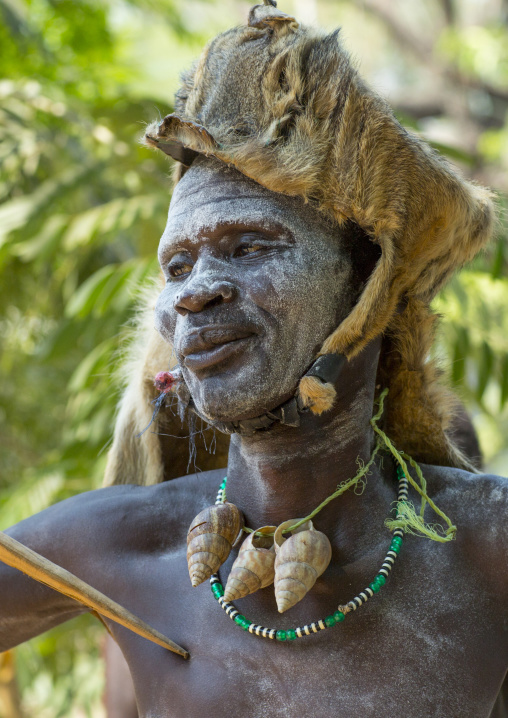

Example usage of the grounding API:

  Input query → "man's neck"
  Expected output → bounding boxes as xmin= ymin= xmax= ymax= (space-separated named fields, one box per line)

xmin=225 ymin=340 xmax=396 ymax=561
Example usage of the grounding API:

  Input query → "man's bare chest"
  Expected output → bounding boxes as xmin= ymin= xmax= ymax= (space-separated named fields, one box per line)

xmin=104 ymin=540 xmax=505 ymax=718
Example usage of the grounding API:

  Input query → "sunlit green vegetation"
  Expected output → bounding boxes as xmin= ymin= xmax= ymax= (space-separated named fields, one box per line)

xmin=1 ymin=0 xmax=507 ymax=715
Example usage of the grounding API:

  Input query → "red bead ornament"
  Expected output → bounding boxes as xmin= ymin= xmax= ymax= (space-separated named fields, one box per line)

xmin=154 ymin=371 xmax=179 ymax=394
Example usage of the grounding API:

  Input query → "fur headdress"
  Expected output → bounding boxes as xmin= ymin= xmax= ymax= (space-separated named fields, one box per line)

xmin=104 ymin=1 xmax=494 ymax=486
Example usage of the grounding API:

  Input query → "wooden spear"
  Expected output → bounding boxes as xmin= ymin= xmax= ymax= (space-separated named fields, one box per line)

xmin=0 ymin=531 xmax=189 ymax=660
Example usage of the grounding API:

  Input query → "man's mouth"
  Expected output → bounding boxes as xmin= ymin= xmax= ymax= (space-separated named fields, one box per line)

xmin=180 ymin=325 xmax=257 ymax=371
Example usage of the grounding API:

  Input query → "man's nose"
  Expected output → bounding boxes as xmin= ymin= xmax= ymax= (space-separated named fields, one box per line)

xmin=174 ymin=279 xmax=237 ymax=315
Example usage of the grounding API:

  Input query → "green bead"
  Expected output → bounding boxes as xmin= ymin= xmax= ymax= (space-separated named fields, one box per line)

xmin=212 ymin=584 xmax=224 ymax=596
xmin=324 ymin=615 xmax=336 ymax=628
xmin=370 ymin=581 xmax=381 ymax=593
xmin=333 ymin=611 xmax=345 ymax=622
xmin=276 ymin=630 xmax=287 ymax=641
xmin=241 ymin=620 xmax=250 ymax=631
xmin=234 ymin=614 xmax=247 ymax=626
xmin=376 ymin=574 xmax=386 ymax=586
xmin=390 ymin=543 xmax=401 ymax=554
xmin=286 ymin=630 xmax=297 ymax=640
xmin=392 ymin=536 xmax=403 ymax=546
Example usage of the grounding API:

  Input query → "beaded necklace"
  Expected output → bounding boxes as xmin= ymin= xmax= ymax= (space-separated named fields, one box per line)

xmin=209 ymin=467 xmax=407 ymax=641
xmin=194 ymin=389 xmax=456 ymax=641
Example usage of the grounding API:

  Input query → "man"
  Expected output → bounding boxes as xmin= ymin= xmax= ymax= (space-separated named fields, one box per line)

xmin=1 ymin=3 xmax=506 ymax=717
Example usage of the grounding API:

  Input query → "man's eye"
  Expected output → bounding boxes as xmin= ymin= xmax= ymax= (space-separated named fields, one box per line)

xmin=169 ymin=263 xmax=193 ymax=278
xmin=234 ymin=245 xmax=263 ymax=258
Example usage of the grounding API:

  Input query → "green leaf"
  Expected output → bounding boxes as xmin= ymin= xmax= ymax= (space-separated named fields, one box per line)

xmin=62 ymin=195 xmax=162 ymax=250
xmin=67 ymin=338 xmax=115 ymax=393
xmin=491 ymin=234 xmax=506 ymax=280
xmin=476 ymin=342 xmax=495 ymax=402
xmin=65 ymin=265 xmax=118 ymax=318
xmin=0 ymin=163 xmax=98 ymax=246
xmin=37 ymin=318 xmax=83 ymax=361
xmin=0 ymin=473 xmax=65 ymax=528
xmin=10 ymin=213 xmax=69 ymax=261
xmin=499 ymin=355 xmax=508 ymax=409
xmin=92 ymin=260 xmax=139 ymax=316
xmin=451 ymin=326 xmax=469 ymax=385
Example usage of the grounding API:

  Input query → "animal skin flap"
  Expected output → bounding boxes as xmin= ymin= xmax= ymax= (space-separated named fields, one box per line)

xmin=248 ymin=4 xmax=298 ymax=30
xmin=147 ymin=138 xmax=200 ymax=167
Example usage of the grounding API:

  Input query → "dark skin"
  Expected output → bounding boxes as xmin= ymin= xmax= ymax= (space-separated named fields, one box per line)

xmin=1 ymin=159 xmax=507 ymax=718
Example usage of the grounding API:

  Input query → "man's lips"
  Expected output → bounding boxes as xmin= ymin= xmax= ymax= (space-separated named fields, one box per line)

xmin=179 ymin=325 xmax=258 ymax=371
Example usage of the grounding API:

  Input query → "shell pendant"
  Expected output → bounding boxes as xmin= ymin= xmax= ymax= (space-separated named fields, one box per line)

xmin=186 ymin=503 xmax=243 ymax=587
xmin=223 ymin=525 xmax=277 ymax=601
xmin=274 ymin=519 xmax=332 ymax=613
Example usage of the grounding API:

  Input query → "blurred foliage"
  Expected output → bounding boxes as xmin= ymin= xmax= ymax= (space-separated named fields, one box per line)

xmin=0 ymin=0 xmax=175 ymax=714
xmin=0 ymin=0 xmax=507 ymax=716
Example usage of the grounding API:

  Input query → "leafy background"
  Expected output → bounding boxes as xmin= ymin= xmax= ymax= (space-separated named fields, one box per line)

xmin=0 ymin=0 xmax=507 ymax=715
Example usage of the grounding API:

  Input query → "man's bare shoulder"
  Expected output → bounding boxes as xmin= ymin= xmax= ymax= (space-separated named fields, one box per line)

xmin=421 ymin=464 xmax=508 ymax=593
xmin=87 ymin=468 xmax=227 ymax=555
xmin=422 ymin=464 xmax=508 ymax=517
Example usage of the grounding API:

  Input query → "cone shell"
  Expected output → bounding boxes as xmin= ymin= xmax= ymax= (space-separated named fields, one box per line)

xmin=223 ymin=526 xmax=276 ymax=602
xmin=186 ymin=503 xmax=243 ymax=587
xmin=274 ymin=519 xmax=332 ymax=614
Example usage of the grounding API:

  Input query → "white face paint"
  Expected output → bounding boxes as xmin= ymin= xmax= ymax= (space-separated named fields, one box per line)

xmin=155 ymin=156 xmax=356 ymax=423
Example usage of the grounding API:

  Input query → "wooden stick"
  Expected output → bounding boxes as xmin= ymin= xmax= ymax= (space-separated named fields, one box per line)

xmin=0 ymin=531 xmax=189 ymax=660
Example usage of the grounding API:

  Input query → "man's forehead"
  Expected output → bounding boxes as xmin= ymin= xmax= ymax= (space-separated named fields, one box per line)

xmin=170 ymin=155 xmax=274 ymax=203
xmin=162 ymin=155 xmax=338 ymax=246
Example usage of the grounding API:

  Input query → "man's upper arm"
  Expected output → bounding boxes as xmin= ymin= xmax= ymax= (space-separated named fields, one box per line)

xmin=0 ymin=485 xmax=143 ymax=651
xmin=465 ymin=474 xmax=508 ymax=605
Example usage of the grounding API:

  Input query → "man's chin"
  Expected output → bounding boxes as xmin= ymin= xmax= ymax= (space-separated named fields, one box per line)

xmin=188 ymin=383 xmax=297 ymax=426
xmin=191 ymin=399 xmax=270 ymax=425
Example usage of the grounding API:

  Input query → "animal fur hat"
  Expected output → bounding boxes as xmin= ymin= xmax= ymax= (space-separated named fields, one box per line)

xmin=104 ymin=0 xmax=494 ymax=486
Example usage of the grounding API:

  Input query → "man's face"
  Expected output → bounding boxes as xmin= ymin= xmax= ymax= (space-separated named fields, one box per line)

xmin=155 ymin=156 xmax=355 ymax=423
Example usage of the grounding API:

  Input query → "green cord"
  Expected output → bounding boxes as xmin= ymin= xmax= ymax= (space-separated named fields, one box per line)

xmin=241 ymin=443 xmax=382 ymax=537
xmin=372 ymin=389 xmax=456 ymax=543
xmin=224 ymin=388 xmax=457 ymax=543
